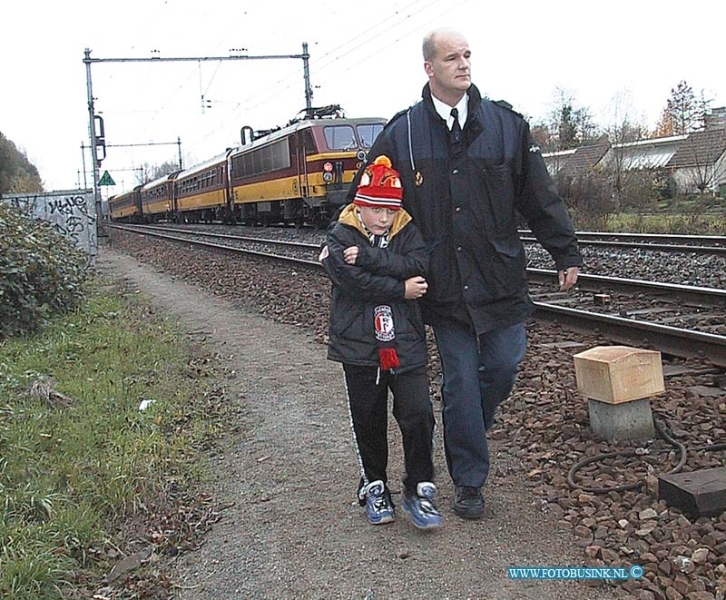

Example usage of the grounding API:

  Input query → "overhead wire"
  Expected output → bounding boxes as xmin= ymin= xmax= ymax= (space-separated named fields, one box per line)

xmin=190 ymin=0 xmax=456 ymax=147
xmin=105 ymin=0 xmax=476 ymax=174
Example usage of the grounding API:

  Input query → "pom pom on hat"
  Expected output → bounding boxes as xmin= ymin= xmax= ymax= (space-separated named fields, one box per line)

xmin=354 ymin=155 xmax=403 ymax=210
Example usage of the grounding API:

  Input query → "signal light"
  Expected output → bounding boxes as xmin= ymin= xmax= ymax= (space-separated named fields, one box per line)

xmin=323 ymin=162 xmax=333 ymax=173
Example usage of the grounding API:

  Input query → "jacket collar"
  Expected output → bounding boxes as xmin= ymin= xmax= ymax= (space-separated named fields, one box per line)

xmin=421 ymin=82 xmax=484 ymax=138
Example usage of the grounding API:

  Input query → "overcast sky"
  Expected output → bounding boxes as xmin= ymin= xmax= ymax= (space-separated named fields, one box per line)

xmin=2 ymin=0 xmax=724 ymax=193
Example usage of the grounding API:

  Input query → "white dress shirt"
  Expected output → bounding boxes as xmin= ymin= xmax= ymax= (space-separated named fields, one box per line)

xmin=431 ymin=92 xmax=468 ymax=130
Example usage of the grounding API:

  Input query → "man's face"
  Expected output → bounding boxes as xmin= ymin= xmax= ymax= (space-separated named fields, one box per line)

xmin=424 ymin=32 xmax=471 ymax=102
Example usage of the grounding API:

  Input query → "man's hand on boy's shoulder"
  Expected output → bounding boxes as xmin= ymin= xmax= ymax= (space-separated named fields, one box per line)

xmin=343 ymin=246 xmax=360 ymax=265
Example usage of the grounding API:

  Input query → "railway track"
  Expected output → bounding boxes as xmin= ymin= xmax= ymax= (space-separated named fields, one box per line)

xmin=110 ymin=223 xmax=726 ymax=367
xmin=520 ymin=230 xmax=726 ymax=254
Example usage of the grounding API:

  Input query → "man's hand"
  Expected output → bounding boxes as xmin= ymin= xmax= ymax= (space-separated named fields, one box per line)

xmin=343 ymin=246 xmax=359 ymax=265
xmin=558 ymin=266 xmax=579 ymax=292
xmin=404 ymin=276 xmax=428 ymax=300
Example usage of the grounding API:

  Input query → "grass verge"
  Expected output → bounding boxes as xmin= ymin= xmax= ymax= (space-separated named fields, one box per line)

xmin=0 ymin=273 xmax=239 ymax=599
xmin=604 ymin=212 xmax=726 ymax=234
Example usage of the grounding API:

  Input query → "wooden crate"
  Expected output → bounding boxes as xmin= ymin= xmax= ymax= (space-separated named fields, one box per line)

xmin=573 ymin=346 xmax=665 ymax=404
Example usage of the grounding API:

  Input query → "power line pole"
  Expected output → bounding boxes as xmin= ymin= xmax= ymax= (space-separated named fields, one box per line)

xmin=82 ymin=44 xmax=312 ymax=237
xmin=84 ymin=49 xmax=103 ymax=226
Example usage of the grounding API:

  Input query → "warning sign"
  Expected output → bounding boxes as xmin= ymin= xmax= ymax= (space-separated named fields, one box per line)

xmin=98 ymin=171 xmax=116 ymax=186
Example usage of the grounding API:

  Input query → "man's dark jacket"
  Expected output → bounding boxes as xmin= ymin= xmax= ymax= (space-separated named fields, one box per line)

xmin=323 ymin=204 xmax=429 ymax=371
xmin=355 ymin=83 xmax=583 ymax=334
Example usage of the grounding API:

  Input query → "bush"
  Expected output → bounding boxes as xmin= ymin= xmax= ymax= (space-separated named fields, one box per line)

xmin=0 ymin=203 xmax=89 ymax=338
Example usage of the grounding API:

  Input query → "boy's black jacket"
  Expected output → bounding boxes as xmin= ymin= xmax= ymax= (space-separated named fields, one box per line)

xmin=323 ymin=204 xmax=429 ymax=372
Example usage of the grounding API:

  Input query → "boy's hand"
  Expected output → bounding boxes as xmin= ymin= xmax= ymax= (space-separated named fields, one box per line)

xmin=404 ymin=276 xmax=428 ymax=300
xmin=344 ymin=246 xmax=360 ymax=264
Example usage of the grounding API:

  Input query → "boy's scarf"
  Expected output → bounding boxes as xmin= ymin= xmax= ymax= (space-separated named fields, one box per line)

xmin=357 ymin=211 xmax=399 ymax=371
xmin=374 ymin=305 xmax=400 ymax=371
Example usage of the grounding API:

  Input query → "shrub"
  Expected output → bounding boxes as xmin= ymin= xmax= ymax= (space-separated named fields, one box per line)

xmin=0 ymin=203 xmax=88 ymax=338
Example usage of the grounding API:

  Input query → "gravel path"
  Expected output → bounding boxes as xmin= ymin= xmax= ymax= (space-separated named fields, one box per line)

xmin=98 ymin=246 xmax=616 ymax=600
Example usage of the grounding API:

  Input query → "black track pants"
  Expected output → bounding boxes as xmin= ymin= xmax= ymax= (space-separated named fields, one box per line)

xmin=343 ymin=364 xmax=435 ymax=498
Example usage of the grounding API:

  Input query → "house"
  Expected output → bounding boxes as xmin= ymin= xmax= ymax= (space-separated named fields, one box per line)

xmin=543 ymin=108 xmax=726 ymax=196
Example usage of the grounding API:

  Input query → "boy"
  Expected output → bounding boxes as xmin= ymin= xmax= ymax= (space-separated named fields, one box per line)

xmin=321 ymin=155 xmax=442 ymax=530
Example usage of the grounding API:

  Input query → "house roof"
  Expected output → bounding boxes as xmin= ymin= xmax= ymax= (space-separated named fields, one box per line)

xmin=543 ymin=128 xmax=726 ymax=177
xmin=558 ymin=143 xmax=610 ymax=177
xmin=667 ymin=129 xmax=726 ymax=168
xmin=605 ymin=136 xmax=684 ymax=170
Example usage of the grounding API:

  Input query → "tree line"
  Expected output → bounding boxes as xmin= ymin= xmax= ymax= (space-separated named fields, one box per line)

xmin=0 ymin=132 xmax=43 ymax=195
xmin=530 ymin=80 xmax=714 ymax=152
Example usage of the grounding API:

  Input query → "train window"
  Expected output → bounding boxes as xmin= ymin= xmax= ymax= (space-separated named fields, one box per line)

xmin=253 ymin=151 xmax=263 ymax=175
xmin=356 ymin=124 xmax=384 ymax=148
xmin=262 ymin=146 xmax=273 ymax=171
xmin=272 ymin=140 xmax=291 ymax=169
xmin=323 ymin=125 xmax=356 ymax=150
xmin=231 ymin=139 xmax=291 ymax=179
xmin=303 ymin=130 xmax=316 ymax=155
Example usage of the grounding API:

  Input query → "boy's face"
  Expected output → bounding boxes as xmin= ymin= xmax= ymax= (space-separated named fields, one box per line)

xmin=357 ymin=206 xmax=398 ymax=236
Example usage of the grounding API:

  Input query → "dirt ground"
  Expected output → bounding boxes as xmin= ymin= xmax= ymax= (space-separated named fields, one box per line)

xmin=97 ymin=246 xmax=616 ymax=600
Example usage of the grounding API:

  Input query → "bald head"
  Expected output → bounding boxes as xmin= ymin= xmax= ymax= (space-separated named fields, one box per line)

xmin=422 ymin=28 xmax=468 ymax=61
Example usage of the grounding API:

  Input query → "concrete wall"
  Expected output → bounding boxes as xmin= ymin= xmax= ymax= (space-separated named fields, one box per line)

xmin=2 ymin=190 xmax=97 ymax=262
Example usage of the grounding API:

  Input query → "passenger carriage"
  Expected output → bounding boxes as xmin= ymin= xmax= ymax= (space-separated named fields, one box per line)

xmin=108 ymin=186 xmax=142 ymax=222
xmin=173 ymin=153 xmax=230 ymax=223
xmin=140 ymin=171 xmax=180 ymax=222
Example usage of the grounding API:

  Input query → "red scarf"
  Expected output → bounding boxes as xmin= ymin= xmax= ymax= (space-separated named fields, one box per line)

xmin=374 ymin=305 xmax=400 ymax=371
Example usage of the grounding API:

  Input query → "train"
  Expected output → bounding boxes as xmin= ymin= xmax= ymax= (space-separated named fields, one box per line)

xmin=108 ymin=105 xmax=386 ymax=228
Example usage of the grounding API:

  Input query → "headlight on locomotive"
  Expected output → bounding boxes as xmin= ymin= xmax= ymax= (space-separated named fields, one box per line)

xmin=323 ymin=161 xmax=334 ymax=182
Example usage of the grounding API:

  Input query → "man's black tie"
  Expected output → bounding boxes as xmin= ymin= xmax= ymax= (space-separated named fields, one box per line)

xmin=450 ymin=107 xmax=463 ymax=148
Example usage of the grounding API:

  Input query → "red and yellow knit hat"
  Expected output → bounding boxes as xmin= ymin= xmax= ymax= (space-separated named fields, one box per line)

xmin=353 ymin=155 xmax=403 ymax=210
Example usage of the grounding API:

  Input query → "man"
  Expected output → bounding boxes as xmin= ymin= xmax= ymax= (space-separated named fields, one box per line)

xmin=354 ymin=28 xmax=582 ymax=520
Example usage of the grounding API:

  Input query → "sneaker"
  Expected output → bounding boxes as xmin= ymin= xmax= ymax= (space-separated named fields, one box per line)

xmin=364 ymin=480 xmax=395 ymax=525
xmin=401 ymin=482 xmax=443 ymax=530
xmin=454 ymin=486 xmax=484 ymax=520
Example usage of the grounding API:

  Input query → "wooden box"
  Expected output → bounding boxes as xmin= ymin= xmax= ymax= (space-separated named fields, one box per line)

xmin=573 ymin=346 xmax=664 ymax=404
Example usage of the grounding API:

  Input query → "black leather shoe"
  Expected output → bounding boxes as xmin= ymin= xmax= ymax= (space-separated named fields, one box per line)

xmin=454 ymin=486 xmax=484 ymax=520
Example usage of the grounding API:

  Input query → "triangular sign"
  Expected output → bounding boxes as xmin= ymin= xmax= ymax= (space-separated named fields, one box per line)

xmin=99 ymin=171 xmax=116 ymax=186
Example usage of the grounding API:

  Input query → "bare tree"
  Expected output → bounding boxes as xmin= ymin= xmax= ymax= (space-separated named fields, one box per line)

xmin=547 ymin=86 xmax=598 ymax=150
xmin=653 ymin=108 xmax=676 ymax=138
xmin=601 ymin=92 xmax=650 ymax=211
xmin=134 ymin=160 xmax=180 ymax=185
xmin=529 ymin=122 xmax=555 ymax=152
xmin=151 ymin=160 xmax=182 ymax=180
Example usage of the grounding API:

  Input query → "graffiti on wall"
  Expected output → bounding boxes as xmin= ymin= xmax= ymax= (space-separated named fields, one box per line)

xmin=2 ymin=190 xmax=97 ymax=262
